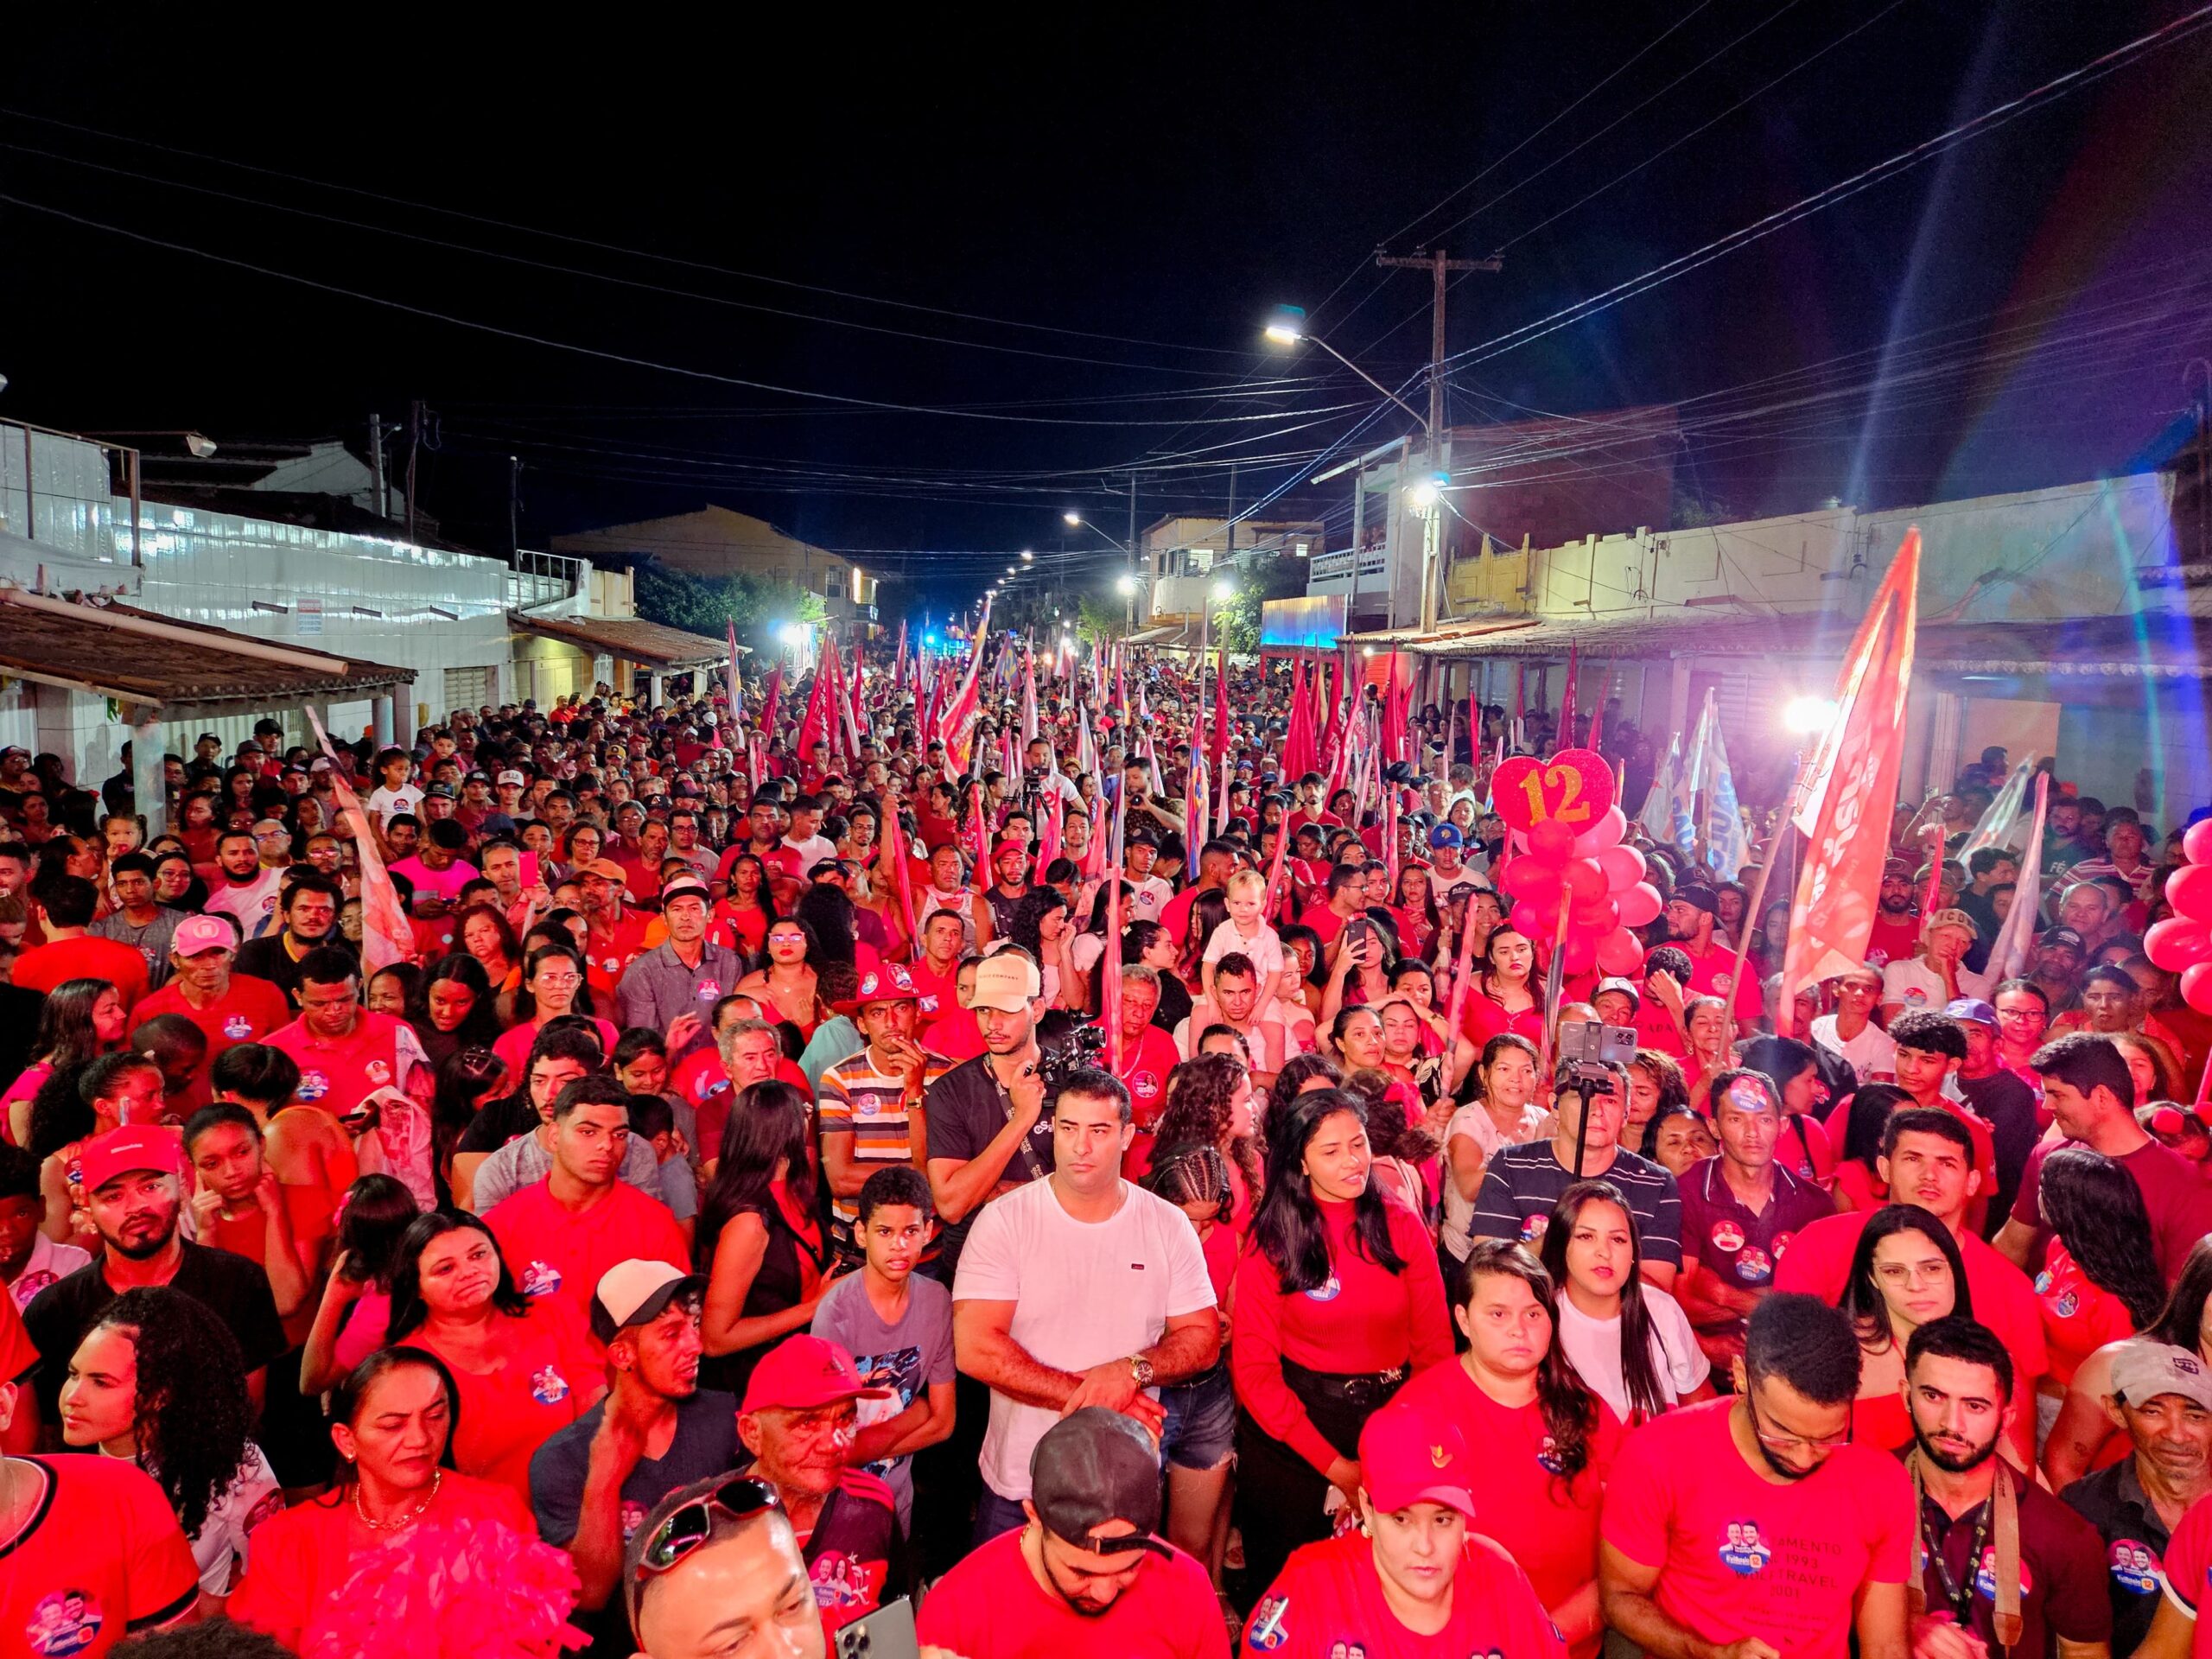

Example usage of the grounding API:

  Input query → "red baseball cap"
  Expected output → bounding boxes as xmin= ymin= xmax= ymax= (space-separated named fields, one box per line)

xmin=740 ymin=1335 xmax=893 ymax=1415
xmin=835 ymin=962 xmax=918 ymax=1016
xmin=76 ymin=1126 xmax=185 ymax=1195
xmin=1359 ymin=1402 xmax=1478 ymax=1521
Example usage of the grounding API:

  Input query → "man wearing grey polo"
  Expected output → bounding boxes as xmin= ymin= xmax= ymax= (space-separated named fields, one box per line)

xmin=615 ymin=876 xmax=745 ymax=1065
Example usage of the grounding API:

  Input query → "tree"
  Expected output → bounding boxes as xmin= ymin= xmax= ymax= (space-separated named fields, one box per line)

xmin=1214 ymin=550 xmax=1308 ymax=657
xmin=631 ymin=556 xmax=825 ymax=645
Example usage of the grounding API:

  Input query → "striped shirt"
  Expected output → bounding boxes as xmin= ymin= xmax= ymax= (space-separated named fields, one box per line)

xmin=818 ymin=1046 xmax=947 ymax=1229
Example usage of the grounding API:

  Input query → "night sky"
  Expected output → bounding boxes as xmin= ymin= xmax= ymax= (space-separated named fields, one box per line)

xmin=4 ymin=3 xmax=2209 ymax=620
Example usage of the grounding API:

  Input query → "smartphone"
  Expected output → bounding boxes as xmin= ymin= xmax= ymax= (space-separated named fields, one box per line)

xmin=1341 ymin=918 xmax=1373 ymax=957
xmin=833 ymin=1599 xmax=917 ymax=1659
xmin=519 ymin=849 xmax=542 ymax=889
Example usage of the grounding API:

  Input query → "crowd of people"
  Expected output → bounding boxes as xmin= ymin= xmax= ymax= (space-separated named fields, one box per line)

xmin=0 ymin=651 xmax=2209 ymax=1659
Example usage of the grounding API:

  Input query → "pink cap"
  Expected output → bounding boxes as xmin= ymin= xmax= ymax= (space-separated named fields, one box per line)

xmin=76 ymin=1126 xmax=185 ymax=1194
xmin=172 ymin=914 xmax=239 ymax=957
xmin=740 ymin=1335 xmax=893 ymax=1415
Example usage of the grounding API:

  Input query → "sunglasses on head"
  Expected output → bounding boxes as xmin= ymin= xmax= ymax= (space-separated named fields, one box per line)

xmin=630 ymin=1476 xmax=780 ymax=1599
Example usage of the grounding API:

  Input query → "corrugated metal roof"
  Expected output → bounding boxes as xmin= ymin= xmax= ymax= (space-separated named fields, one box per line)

xmin=508 ymin=610 xmax=727 ymax=669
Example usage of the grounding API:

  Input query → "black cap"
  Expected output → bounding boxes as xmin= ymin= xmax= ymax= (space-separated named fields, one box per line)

xmin=1029 ymin=1408 xmax=1171 ymax=1557
xmin=1673 ymin=884 xmax=1720 ymax=916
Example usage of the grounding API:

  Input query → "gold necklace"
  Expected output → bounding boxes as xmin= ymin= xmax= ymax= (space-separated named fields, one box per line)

xmin=353 ymin=1469 xmax=441 ymax=1532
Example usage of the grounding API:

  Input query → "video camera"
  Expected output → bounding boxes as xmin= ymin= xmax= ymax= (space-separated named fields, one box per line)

xmin=1036 ymin=1021 xmax=1108 ymax=1097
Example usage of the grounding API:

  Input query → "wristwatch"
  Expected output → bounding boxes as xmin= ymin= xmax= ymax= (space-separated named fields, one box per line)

xmin=1128 ymin=1354 xmax=1155 ymax=1389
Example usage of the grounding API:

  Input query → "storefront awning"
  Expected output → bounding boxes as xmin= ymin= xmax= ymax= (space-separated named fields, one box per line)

xmin=508 ymin=611 xmax=729 ymax=671
xmin=0 ymin=585 xmax=414 ymax=718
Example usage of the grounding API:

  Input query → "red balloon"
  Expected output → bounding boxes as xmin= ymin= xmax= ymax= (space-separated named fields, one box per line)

xmin=2169 ymin=864 xmax=2212 ymax=925
xmin=1560 ymin=933 xmax=1597 ymax=976
xmin=1571 ymin=895 xmax=1621 ymax=933
xmin=1529 ymin=819 xmax=1576 ymax=861
xmin=2187 ymin=818 xmax=2212 ymax=868
xmin=1617 ymin=881 xmax=1663 ymax=928
xmin=1562 ymin=857 xmax=1609 ymax=904
xmin=1595 ymin=926 xmax=1646 ymax=977
xmin=1510 ymin=899 xmax=1559 ymax=940
xmin=1497 ymin=855 xmax=1560 ymax=899
xmin=1572 ymin=804 xmax=1630 ymax=858
xmin=1597 ymin=843 xmax=1648 ymax=891
xmin=2184 ymin=961 xmax=2212 ymax=1018
xmin=2145 ymin=916 xmax=2212 ymax=974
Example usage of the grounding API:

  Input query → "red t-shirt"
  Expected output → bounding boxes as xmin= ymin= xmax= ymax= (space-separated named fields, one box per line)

xmin=132 ymin=974 xmax=291 ymax=1088
xmin=2036 ymin=1238 xmax=2139 ymax=1389
xmin=1248 ymin=1529 xmax=1566 ymax=1659
xmin=491 ymin=1014 xmax=620 ymax=1077
xmin=582 ymin=907 xmax=658 ymax=998
xmin=0 ymin=1455 xmax=197 ymax=1658
xmin=1230 ymin=1197 xmax=1453 ymax=1474
xmin=2011 ymin=1135 xmax=2212 ymax=1287
xmin=411 ymin=1308 xmax=601 ymax=1503
xmin=1821 ymin=1096 xmax=1997 ymax=1233
xmin=684 ymin=1056 xmax=815 ymax=1164
xmin=1099 ymin=1020 xmax=1182 ymax=1176
xmin=921 ymin=1013 xmax=985 ymax=1065
xmin=708 ymin=901 xmax=770 ymax=957
xmin=2148 ymin=1477 xmax=2212 ymax=1659
xmin=1672 ymin=939 xmax=1762 ymax=1025
xmin=1460 ymin=991 xmax=1547 ymax=1049
xmin=1600 ymin=1396 xmax=1912 ymax=1659
xmin=263 ymin=1010 xmax=427 ymax=1116
xmin=918 ymin=1526 xmax=1229 ymax=1659
xmin=230 ymin=1471 xmax=532 ymax=1652
xmin=1864 ymin=914 xmax=1923 ymax=969
xmin=204 ymin=1185 xmax=338 ymax=1348
xmin=484 ymin=1178 xmax=689 ymax=1351
xmin=13 ymin=936 xmax=149 ymax=1009
xmin=906 ymin=957 xmax=961 ymax=1025
xmin=1395 ymin=1358 xmax=1624 ymax=1655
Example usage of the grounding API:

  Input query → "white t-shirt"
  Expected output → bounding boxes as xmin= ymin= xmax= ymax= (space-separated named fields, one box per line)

xmin=1128 ymin=875 xmax=1176 ymax=922
xmin=1880 ymin=957 xmax=1993 ymax=1015
xmin=952 ymin=1177 xmax=1216 ymax=1501
xmin=202 ymin=868 xmax=285 ymax=941
xmin=7 ymin=1232 xmax=91 ymax=1311
xmin=1203 ymin=918 xmax=1284 ymax=987
xmin=105 ymin=1440 xmax=282 ymax=1596
xmin=782 ymin=832 xmax=839 ymax=874
xmin=1809 ymin=1013 xmax=1899 ymax=1079
xmin=367 ymin=782 xmax=424 ymax=826
xmin=1554 ymin=1284 xmax=1711 ymax=1423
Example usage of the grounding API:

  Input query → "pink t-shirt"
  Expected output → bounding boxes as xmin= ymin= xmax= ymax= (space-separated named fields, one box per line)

xmin=1601 ymin=1396 xmax=1911 ymax=1659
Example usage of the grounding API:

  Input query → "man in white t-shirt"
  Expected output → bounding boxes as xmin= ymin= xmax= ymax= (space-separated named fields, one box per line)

xmin=779 ymin=793 xmax=839 ymax=876
xmin=1808 ymin=964 xmax=1897 ymax=1082
xmin=951 ymin=1065 xmax=1220 ymax=1545
xmin=201 ymin=829 xmax=285 ymax=942
xmin=1880 ymin=908 xmax=1993 ymax=1023
xmin=1122 ymin=831 xmax=1176 ymax=923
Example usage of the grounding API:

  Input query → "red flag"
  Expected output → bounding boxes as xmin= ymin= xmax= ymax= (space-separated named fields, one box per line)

xmin=1281 ymin=656 xmax=1314 ymax=780
xmin=797 ymin=653 xmax=834 ymax=766
xmin=1209 ymin=648 xmax=1230 ymax=771
xmin=725 ymin=622 xmax=745 ymax=732
xmin=1316 ymin=658 xmax=1341 ymax=772
xmin=940 ymin=599 xmax=994 ymax=772
xmin=1380 ymin=647 xmax=1409 ymax=765
xmin=761 ymin=662 xmax=784 ymax=737
xmin=1103 ymin=783 xmax=1128 ymax=1070
xmin=882 ymin=794 xmax=921 ymax=950
xmin=892 ymin=620 xmax=907 ymax=690
xmin=1035 ymin=787 xmax=1064 ymax=885
xmin=1782 ymin=531 xmax=1923 ymax=1026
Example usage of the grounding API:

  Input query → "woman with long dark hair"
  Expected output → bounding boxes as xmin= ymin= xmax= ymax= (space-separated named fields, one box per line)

xmin=710 ymin=851 xmax=777 ymax=958
xmin=696 ymin=1079 xmax=839 ymax=1395
xmin=59 ymin=1286 xmax=275 ymax=1613
xmin=408 ymin=953 xmax=502 ymax=1068
xmin=1230 ymin=1087 xmax=1451 ymax=1599
xmin=1011 ymin=886 xmax=1081 ymax=1010
xmin=1397 ymin=1241 xmax=1623 ymax=1657
xmin=1442 ymin=1033 xmax=1549 ymax=1268
xmin=1261 ymin=1051 xmax=1343 ymax=1147
xmin=2047 ymin=1235 xmax=2212 ymax=1484
xmin=1838 ymin=1203 xmax=1974 ymax=1452
xmin=491 ymin=943 xmax=617 ymax=1073
xmin=454 ymin=903 xmax=524 ymax=1002
xmin=229 ymin=1346 xmax=564 ymax=1656
xmin=2035 ymin=1146 xmax=2164 ymax=1387
xmin=299 ymin=1173 xmax=422 ymax=1394
xmin=737 ymin=918 xmax=830 ymax=1039
xmin=427 ymin=1045 xmax=507 ymax=1207
xmin=1149 ymin=1052 xmax=1263 ymax=1230
xmin=386 ymin=1210 xmax=602 ymax=1502
xmin=4 ymin=975 xmax=124 ymax=1148
xmin=1540 ymin=1179 xmax=1710 ymax=1424
xmin=1458 ymin=924 xmax=1543 ymax=1048
xmin=1123 ymin=918 xmax=1192 ymax=1034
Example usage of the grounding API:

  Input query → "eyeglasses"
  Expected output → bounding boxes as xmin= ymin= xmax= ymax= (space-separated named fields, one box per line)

xmin=1745 ymin=1389 xmax=1853 ymax=1454
xmin=629 ymin=1476 xmax=780 ymax=1603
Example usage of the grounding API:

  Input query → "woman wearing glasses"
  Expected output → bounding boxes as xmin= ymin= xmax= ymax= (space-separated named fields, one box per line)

xmin=229 ymin=1346 xmax=575 ymax=1656
xmin=737 ymin=918 xmax=830 ymax=1041
xmin=491 ymin=944 xmax=619 ymax=1076
xmin=1837 ymin=1203 xmax=1974 ymax=1452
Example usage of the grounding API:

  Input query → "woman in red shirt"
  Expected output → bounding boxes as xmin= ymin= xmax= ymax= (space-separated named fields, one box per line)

xmin=2034 ymin=1146 xmax=2163 ymax=1388
xmin=1147 ymin=1052 xmax=1262 ymax=1228
xmin=697 ymin=1081 xmax=838 ymax=1397
xmin=1837 ymin=1205 xmax=1974 ymax=1452
xmin=1679 ymin=995 xmax=1734 ymax=1103
xmin=709 ymin=852 xmax=776 ymax=959
xmin=490 ymin=944 xmax=619 ymax=1076
xmin=229 ymin=1346 xmax=572 ymax=1656
xmin=1388 ymin=862 xmax=1441 ymax=963
xmin=385 ymin=1211 xmax=603 ymax=1503
xmin=1457 ymin=924 xmax=1543 ymax=1047
xmin=1230 ymin=1087 xmax=1452 ymax=1599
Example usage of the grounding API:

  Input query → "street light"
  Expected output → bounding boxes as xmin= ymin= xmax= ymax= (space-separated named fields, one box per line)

xmin=1063 ymin=512 xmax=1081 ymax=527
xmin=1211 ymin=579 xmax=1235 ymax=605
xmin=1021 ymin=550 xmax=1034 ymax=563
xmin=1783 ymin=697 xmax=1840 ymax=736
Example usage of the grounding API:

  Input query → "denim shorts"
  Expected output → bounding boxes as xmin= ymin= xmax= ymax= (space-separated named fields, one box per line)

xmin=1160 ymin=1361 xmax=1236 ymax=1471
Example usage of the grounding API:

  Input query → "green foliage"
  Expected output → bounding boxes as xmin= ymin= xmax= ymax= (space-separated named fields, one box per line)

xmin=631 ymin=557 xmax=826 ymax=646
xmin=1214 ymin=551 xmax=1309 ymax=657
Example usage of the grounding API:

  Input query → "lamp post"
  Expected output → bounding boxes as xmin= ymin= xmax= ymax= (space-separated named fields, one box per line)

xmin=1264 ymin=305 xmax=1452 ymax=632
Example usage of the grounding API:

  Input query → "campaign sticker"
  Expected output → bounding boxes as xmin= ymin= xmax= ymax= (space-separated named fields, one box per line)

xmin=1518 ymin=1214 xmax=1551 ymax=1243
xmin=365 ymin=1058 xmax=392 ymax=1085
xmin=531 ymin=1364 xmax=570 ymax=1406
xmin=621 ymin=1498 xmax=649 ymax=1540
xmin=24 ymin=1591 xmax=103 ymax=1657
xmin=1536 ymin=1434 xmax=1566 ymax=1476
xmin=1974 ymin=1545 xmax=2029 ymax=1600
xmin=222 ymin=1014 xmax=254 ymax=1039
xmin=1132 ymin=1070 xmax=1162 ymax=1101
xmin=296 ymin=1071 xmax=331 ymax=1102
xmin=243 ymin=1488 xmax=286 ymax=1533
xmin=2053 ymin=1289 xmax=2079 ymax=1319
xmin=1737 ymin=1247 xmax=1773 ymax=1285
xmin=2111 ymin=1541 xmax=2160 ymax=1594
xmin=697 ymin=980 xmax=721 ymax=1000
xmin=1719 ymin=1522 xmax=1772 ymax=1577
xmin=519 ymin=1260 xmax=563 ymax=1298
xmin=1247 ymin=1595 xmax=1290 ymax=1651
xmin=1709 ymin=1221 xmax=1746 ymax=1254
xmin=1304 ymin=1274 xmax=1343 ymax=1304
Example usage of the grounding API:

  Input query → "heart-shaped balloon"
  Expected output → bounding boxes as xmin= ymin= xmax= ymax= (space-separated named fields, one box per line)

xmin=1490 ymin=748 xmax=1618 ymax=836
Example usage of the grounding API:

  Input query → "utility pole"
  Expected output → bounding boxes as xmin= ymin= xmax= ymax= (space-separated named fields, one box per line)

xmin=508 ymin=454 xmax=522 ymax=556
xmin=367 ymin=412 xmax=387 ymax=521
xmin=1375 ymin=246 xmax=1502 ymax=631
xmin=1127 ymin=468 xmax=1139 ymax=628
xmin=404 ymin=399 xmax=424 ymax=543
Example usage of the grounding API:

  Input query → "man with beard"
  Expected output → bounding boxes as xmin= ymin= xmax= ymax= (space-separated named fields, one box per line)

xmin=919 ymin=1407 xmax=1228 ymax=1659
xmin=1901 ymin=1317 xmax=2107 ymax=1659
xmin=1601 ymin=1294 xmax=1910 ymax=1659
xmin=984 ymin=837 xmax=1039 ymax=942
xmin=735 ymin=1333 xmax=908 ymax=1638
xmin=2031 ymin=927 xmax=2090 ymax=1018
xmin=24 ymin=1120 xmax=285 ymax=1418
xmin=2060 ymin=1342 xmax=2212 ymax=1655
xmin=1866 ymin=859 xmax=1926 ymax=970
xmin=1662 ymin=886 xmax=1761 ymax=1035
xmin=532 ymin=1261 xmax=735 ymax=1648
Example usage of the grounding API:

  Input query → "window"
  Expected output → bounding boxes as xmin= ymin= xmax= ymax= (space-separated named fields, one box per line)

xmin=442 ymin=665 xmax=493 ymax=714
